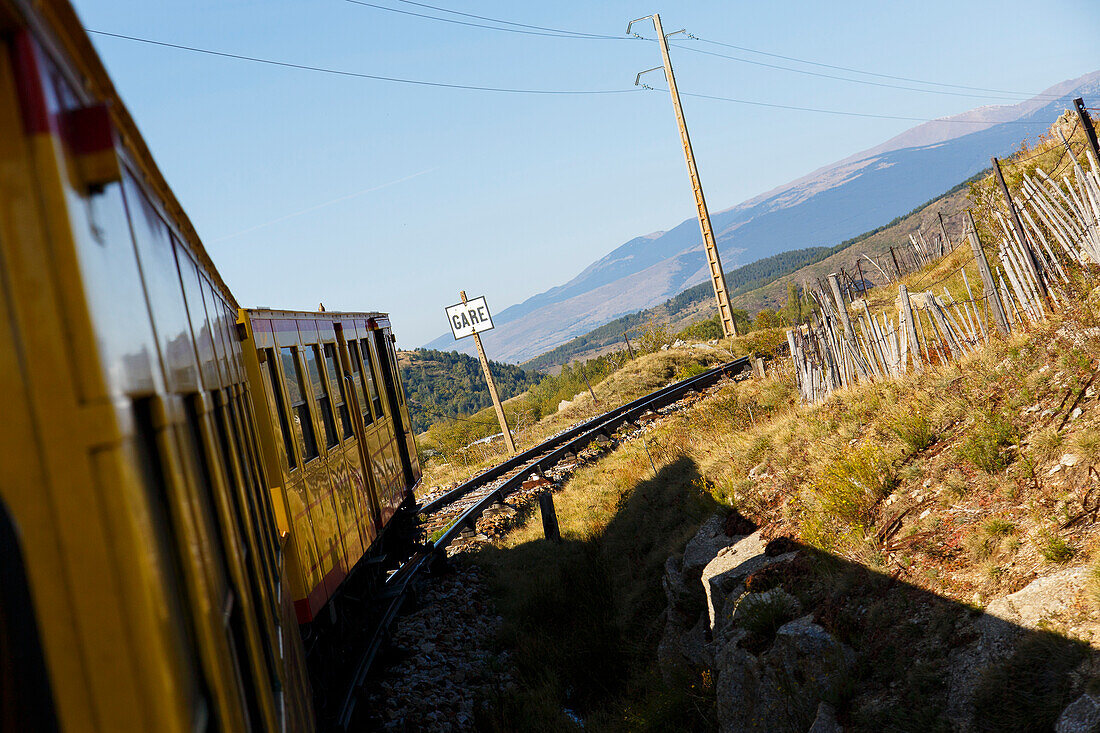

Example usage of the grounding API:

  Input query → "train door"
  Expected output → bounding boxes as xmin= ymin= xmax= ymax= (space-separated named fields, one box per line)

xmin=373 ymin=329 xmax=415 ymax=490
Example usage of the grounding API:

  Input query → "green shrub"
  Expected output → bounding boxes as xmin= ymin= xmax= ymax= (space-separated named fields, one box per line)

xmin=957 ymin=411 xmax=1017 ymax=473
xmin=732 ymin=589 xmax=800 ymax=638
xmin=1039 ymin=534 xmax=1075 ymax=563
xmin=890 ymin=412 xmax=936 ymax=453
xmin=815 ymin=443 xmax=898 ymax=526
xmin=677 ymin=316 xmax=723 ymax=342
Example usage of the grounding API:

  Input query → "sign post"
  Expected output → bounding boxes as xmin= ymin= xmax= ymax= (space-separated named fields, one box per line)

xmin=446 ymin=291 xmax=516 ymax=455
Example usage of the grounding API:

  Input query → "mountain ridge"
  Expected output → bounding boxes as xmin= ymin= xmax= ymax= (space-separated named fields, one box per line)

xmin=424 ymin=70 xmax=1100 ymax=362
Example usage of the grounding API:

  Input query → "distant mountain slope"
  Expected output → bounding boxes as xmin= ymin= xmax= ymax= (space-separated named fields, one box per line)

xmin=523 ymin=176 xmax=975 ymax=371
xmin=424 ymin=71 xmax=1100 ymax=363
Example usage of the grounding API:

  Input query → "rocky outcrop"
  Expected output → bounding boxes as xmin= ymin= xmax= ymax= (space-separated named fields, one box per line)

xmin=947 ymin=566 xmax=1095 ymax=730
xmin=1057 ymin=693 xmax=1100 ymax=733
xmin=714 ymin=615 xmax=854 ymax=733
xmin=703 ymin=531 xmax=797 ymax=635
xmin=661 ymin=516 xmax=854 ymax=732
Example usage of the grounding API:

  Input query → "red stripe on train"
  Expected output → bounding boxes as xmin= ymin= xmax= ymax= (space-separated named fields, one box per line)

xmin=10 ymin=31 xmax=50 ymax=134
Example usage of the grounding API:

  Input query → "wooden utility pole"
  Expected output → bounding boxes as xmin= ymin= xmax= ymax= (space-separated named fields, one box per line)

xmin=459 ymin=290 xmax=516 ymax=455
xmin=1074 ymin=98 xmax=1100 ymax=163
xmin=991 ymin=157 xmax=1047 ymax=297
xmin=630 ymin=13 xmax=738 ymax=338
xmin=966 ymin=210 xmax=1010 ymax=336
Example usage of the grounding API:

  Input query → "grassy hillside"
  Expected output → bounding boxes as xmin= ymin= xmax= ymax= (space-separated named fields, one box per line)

xmin=398 ymin=349 xmax=540 ymax=433
xmin=521 ymin=173 xmax=983 ymax=372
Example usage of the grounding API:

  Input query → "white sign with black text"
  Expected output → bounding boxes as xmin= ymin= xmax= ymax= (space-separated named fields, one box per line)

xmin=445 ymin=296 xmax=494 ymax=340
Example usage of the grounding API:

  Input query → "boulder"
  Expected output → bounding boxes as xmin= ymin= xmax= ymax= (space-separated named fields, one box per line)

xmin=702 ymin=530 xmax=798 ymax=634
xmin=1057 ymin=693 xmax=1100 ymax=733
xmin=683 ymin=515 xmax=740 ymax=583
xmin=715 ymin=615 xmax=854 ymax=733
xmin=947 ymin=566 xmax=1091 ymax=731
xmin=807 ymin=702 xmax=840 ymax=733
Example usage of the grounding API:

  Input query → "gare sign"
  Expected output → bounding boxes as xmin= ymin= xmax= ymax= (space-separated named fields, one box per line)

xmin=445 ymin=295 xmax=494 ymax=340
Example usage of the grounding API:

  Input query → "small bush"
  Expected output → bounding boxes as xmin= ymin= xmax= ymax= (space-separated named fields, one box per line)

xmin=890 ymin=412 xmax=936 ymax=453
xmin=674 ymin=362 xmax=708 ymax=381
xmin=677 ymin=316 xmax=723 ymax=342
xmin=957 ymin=411 xmax=1017 ymax=473
xmin=732 ymin=589 xmax=800 ymax=638
xmin=1038 ymin=533 xmax=1075 ymax=563
xmin=983 ymin=518 xmax=1016 ymax=537
xmin=815 ymin=443 xmax=898 ymax=526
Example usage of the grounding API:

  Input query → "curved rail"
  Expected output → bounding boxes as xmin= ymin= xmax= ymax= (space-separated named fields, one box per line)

xmin=420 ymin=356 xmax=751 ymax=517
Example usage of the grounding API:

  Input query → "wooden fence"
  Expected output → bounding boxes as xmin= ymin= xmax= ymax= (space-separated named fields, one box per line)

xmin=789 ymin=114 xmax=1100 ymax=404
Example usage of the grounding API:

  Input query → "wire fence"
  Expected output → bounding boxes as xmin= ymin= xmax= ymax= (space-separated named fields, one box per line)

xmin=789 ymin=113 xmax=1100 ymax=403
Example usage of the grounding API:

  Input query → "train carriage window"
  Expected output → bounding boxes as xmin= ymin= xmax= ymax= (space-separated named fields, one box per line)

xmin=305 ymin=345 xmax=338 ymax=449
xmin=323 ymin=344 xmax=353 ymax=439
xmin=263 ymin=349 xmax=297 ymax=470
xmin=0 ymin=498 xmax=61 ymax=733
xmin=129 ymin=399 xmax=209 ymax=729
xmin=232 ymin=390 xmax=281 ymax=576
xmin=280 ymin=347 xmax=319 ymax=462
xmin=348 ymin=344 xmax=373 ymax=425
xmin=181 ymin=397 xmax=260 ymax=729
xmin=360 ymin=339 xmax=385 ymax=418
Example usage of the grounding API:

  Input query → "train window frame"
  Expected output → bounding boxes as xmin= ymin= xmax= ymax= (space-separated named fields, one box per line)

xmin=264 ymin=349 xmax=297 ymax=470
xmin=306 ymin=345 xmax=339 ymax=449
xmin=323 ymin=343 xmax=354 ymax=440
xmin=348 ymin=342 xmax=374 ymax=426
xmin=180 ymin=395 xmax=261 ymax=730
xmin=279 ymin=347 xmax=319 ymax=463
xmin=360 ymin=339 xmax=385 ymax=419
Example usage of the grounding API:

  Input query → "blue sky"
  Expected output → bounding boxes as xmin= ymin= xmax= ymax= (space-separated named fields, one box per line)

xmin=73 ymin=0 xmax=1099 ymax=348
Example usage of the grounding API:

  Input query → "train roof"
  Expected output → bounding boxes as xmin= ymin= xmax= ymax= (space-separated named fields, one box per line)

xmin=5 ymin=0 xmax=238 ymax=308
xmin=243 ymin=308 xmax=389 ymax=319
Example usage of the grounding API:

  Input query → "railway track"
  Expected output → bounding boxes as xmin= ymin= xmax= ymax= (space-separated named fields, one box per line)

xmin=335 ymin=355 xmax=752 ymax=729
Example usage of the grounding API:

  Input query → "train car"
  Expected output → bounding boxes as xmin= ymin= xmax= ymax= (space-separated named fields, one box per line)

xmin=237 ymin=310 xmax=422 ymax=625
xmin=0 ymin=0 xmax=420 ymax=730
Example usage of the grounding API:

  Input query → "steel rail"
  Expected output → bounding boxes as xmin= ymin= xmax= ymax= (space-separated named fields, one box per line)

xmin=419 ymin=356 xmax=750 ymax=516
xmin=426 ymin=356 xmax=750 ymax=549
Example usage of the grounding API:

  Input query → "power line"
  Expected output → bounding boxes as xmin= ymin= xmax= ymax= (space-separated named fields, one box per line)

xmin=689 ymin=35 xmax=1064 ymax=100
xmin=85 ymin=29 xmax=639 ymax=95
xmin=343 ymin=0 xmax=623 ymax=40
xmin=671 ymin=42 xmax=1049 ymax=102
xmin=380 ymin=0 xmax=623 ymax=40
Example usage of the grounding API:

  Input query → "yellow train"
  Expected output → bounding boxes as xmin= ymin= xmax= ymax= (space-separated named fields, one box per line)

xmin=0 ymin=1 xmax=422 ymax=730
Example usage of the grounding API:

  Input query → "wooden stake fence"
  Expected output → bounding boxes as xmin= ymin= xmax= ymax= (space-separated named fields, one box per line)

xmin=789 ymin=116 xmax=1100 ymax=404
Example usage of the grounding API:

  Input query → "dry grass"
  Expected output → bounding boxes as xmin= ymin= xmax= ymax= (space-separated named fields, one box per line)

xmin=468 ymin=277 xmax=1100 ymax=729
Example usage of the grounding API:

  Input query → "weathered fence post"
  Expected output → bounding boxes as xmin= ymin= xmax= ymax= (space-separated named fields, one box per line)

xmin=992 ymin=156 xmax=1048 ymax=297
xmin=966 ymin=209 xmax=1010 ymax=336
xmin=898 ymin=285 xmax=922 ymax=374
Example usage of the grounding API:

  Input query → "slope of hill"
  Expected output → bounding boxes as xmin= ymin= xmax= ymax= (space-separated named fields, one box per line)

xmin=523 ymin=174 xmax=976 ymax=371
xmin=397 ymin=349 xmax=539 ymax=433
xmin=423 ymin=71 xmax=1100 ymax=363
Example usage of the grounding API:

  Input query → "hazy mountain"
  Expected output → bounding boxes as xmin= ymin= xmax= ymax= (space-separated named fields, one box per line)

xmin=425 ymin=71 xmax=1100 ymax=362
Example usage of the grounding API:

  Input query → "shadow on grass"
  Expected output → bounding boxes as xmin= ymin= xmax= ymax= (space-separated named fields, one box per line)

xmin=472 ymin=455 xmax=1094 ymax=732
